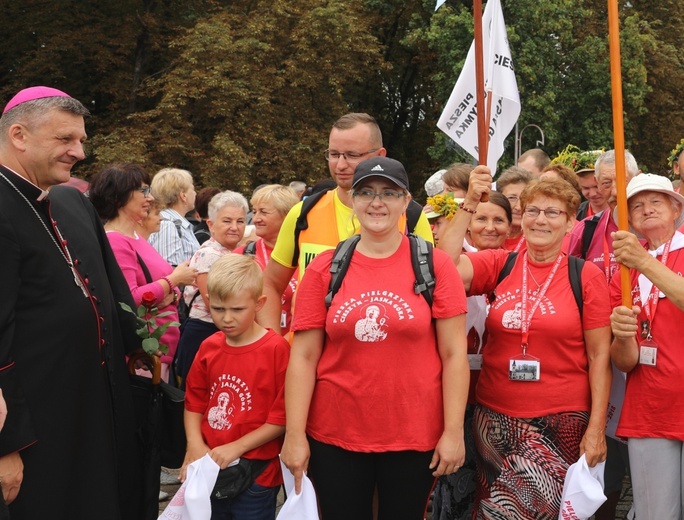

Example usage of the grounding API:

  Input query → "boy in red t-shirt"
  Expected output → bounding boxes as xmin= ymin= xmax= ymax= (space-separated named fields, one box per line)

xmin=181 ymin=254 xmax=290 ymax=520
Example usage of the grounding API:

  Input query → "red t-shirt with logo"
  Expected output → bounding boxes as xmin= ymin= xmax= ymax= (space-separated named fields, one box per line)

xmin=292 ymin=236 xmax=467 ymax=452
xmin=466 ymin=249 xmax=610 ymax=418
xmin=185 ymin=329 xmax=290 ymax=487
xmin=609 ymin=245 xmax=684 ymax=441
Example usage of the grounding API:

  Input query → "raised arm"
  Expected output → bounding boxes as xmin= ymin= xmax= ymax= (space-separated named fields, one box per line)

xmin=437 ymin=165 xmax=492 ymax=292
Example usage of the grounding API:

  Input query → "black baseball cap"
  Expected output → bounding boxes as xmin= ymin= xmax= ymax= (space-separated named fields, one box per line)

xmin=352 ymin=157 xmax=409 ymax=191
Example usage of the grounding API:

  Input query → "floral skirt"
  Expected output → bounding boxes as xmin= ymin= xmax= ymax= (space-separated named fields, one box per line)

xmin=473 ymin=405 xmax=589 ymax=520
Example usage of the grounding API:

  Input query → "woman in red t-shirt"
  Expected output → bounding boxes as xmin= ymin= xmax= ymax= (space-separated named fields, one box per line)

xmin=609 ymin=174 xmax=684 ymax=520
xmin=441 ymin=166 xmax=612 ymax=519
xmin=281 ymin=157 xmax=470 ymax=520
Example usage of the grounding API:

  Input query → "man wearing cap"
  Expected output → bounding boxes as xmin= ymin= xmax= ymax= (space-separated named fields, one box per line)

xmin=0 ymin=87 xmax=143 ymax=518
xmin=258 ymin=112 xmax=433 ymax=331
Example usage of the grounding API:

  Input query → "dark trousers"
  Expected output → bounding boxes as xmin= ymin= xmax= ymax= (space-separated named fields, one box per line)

xmin=210 ymin=481 xmax=279 ymax=520
xmin=308 ymin=437 xmax=435 ymax=520
xmin=176 ymin=318 xmax=218 ymax=388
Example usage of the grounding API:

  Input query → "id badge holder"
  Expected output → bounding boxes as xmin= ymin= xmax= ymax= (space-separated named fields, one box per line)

xmin=639 ymin=338 xmax=658 ymax=366
xmin=509 ymin=353 xmax=541 ymax=381
xmin=280 ymin=311 xmax=287 ymax=330
xmin=468 ymin=354 xmax=483 ymax=370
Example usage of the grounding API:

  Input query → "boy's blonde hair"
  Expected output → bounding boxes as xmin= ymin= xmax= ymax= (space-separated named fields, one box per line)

xmin=207 ymin=254 xmax=263 ymax=301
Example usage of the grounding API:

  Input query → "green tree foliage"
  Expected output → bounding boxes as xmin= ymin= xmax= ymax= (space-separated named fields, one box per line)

xmin=0 ymin=0 xmax=679 ymax=192
xmin=91 ymin=0 xmax=385 ymax=192
xmin=422 ymin=0 xmax=654 ymax=175
xmin=628 ymin=0 xmax=684 ymax=175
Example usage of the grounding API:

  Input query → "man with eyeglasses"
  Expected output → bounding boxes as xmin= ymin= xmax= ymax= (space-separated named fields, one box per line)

xmin=258 ymin=113 xmax=433 ymax=332
xmin=566 ymin=149 xmax=640 ymax=520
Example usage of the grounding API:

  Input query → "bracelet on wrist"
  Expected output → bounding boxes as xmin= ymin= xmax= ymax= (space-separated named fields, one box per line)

xmin=458 ymin=201 xmax=477 ymax=214
xmin=162 ymin=276 xmax=175 ymax=294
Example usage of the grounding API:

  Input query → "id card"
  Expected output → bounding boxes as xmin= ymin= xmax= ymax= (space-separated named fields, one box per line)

xmin=468 ymin=354 xmax=483 ymax=370
xmin=639 ymin=339 xmax=658 ymax=366
xmin=509 ymin=355 xmax=540 ymax=381
xmin=280 ymin=311 xmax=287 ymax=330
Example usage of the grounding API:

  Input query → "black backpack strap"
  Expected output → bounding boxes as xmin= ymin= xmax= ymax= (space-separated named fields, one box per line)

xmin=489 ymin=251 xmax=518 ymax=304
xmin=496 ymin=251 xmax=519 ymax=285
xmin=325 ymin=235 xmax=362 ymax=308
xmin=405 ymin=199 xmax=424 ymax=235
xmin=136 ymin=252 xmax=154 ymax=284
xmin=242 ymin=241 xmax=257 ymax=255
xmin=409 ymin=234 xmax=435 ymax=306
xmin=292 ymin=189 xmax=331 ymax=267
xmin=568 ymin=255 xmax=585 ymax=320
xmin=581 ymin=213 xmax=601 ymax=259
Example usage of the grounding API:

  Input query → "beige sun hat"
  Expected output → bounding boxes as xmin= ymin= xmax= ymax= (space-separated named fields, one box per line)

xmin=613 ymin=173 xmax=684 ymax=237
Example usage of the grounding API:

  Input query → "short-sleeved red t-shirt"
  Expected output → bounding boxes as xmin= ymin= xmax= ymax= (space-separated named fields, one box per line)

xmin=292 ymin=236 xmax=467 ymax=452
xmin=185 ymin=329 xmax=290 ymax=486
xmin=466 ymin=249 xmax=611 ymax=418
xmin=609 ymin=241 xmax=684 ymax=441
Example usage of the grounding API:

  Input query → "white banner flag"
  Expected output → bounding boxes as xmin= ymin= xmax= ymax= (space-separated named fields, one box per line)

xmin=435 ymin=0 xmax=447 ymax=11
xmin=437 ymin=0 xmax=520 ymax=170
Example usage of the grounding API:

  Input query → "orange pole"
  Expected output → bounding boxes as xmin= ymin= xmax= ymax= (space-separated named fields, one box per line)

xmin=473 ymin=0 xmax=489 ymax=201
xmin=607 ymin=0 xmax=632 ymax=307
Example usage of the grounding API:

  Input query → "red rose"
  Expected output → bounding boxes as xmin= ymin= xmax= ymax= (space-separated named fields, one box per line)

xmin=141 ymin=292 xmax=157 ymax=308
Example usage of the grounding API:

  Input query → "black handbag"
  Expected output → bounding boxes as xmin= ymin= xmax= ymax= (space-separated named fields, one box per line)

xmin=128 ymin=353 xmax=187 ymax=469
xmin=211 ymin=458 xmax=271 ymax=500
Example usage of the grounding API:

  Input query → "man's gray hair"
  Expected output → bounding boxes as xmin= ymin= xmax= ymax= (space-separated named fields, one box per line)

xmin=595 ymin=150 xmax=639 ymax=181
xmin=0 ymin=96 xmax=89 ymax=142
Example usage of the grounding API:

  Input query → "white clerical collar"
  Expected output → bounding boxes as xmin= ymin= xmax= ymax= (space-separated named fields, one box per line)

xmin=1 ymin=164 xmax=49 ymax=200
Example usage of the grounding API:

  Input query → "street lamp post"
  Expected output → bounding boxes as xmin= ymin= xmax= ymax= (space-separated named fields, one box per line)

xmin=514 ymin=123 xmax=545 ymax=163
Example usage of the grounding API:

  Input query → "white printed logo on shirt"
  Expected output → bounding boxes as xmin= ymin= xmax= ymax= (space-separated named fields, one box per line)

xmin=354 ymin=305 xmax=388 ymax=342
xmin=494 ymin=289 xmax=557 ymax=330
xmin=207 ymin=374 xmax=253 ymax=431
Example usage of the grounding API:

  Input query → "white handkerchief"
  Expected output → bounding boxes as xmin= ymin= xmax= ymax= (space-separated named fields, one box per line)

xmin=159 ymin=454 xmax=220 ymax=520
xmin=276 ymin=457 xmax=320 ymax=520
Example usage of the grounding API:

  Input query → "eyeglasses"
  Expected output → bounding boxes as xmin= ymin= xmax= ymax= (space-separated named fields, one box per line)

xmin=506 ymin=195 xmax=519 ymax=203
xmin=324 ymin=149 xmax=379 ymax=163
xmin=523 ymin=207 xmax=567 ymax=219
xmin=353 ymin=189 xmax=406 ymax=203
xmin=136 ymin=186 xmax=152 ymax=197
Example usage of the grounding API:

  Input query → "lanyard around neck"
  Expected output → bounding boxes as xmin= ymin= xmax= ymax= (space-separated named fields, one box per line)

xmin=520 ymin=252 xmax=564 ymax=353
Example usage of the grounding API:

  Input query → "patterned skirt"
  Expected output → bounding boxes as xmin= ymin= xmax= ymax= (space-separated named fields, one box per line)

xmin=473 ymin=405 xmax=589 ymax=520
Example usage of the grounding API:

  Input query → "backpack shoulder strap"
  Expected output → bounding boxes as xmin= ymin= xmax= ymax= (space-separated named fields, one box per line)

xmin=325 ymin=235 xmax=361 ymax=308
xmin=408 ymin=234 xmax=435 ymax=306
xmin=242 ymin=241 xmax=257 ymax=255
xmin=568 ymin=255 xmax=585 ymax=319
xmin=581 ymin=213 xmax=601 ymax=259
xmin=292 ymin=189 xmax=331 ymax=267
xmin=496 ymin=251 xmax=519 ymax=285
xmin=406 ymin=199 xmax=424 ymax=235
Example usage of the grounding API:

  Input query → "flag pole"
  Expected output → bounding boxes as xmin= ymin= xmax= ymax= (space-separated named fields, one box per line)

xmin=607 ymin=0 xmax=632 ymax=306
xmin=473 ymin=0 xmax=489 ymax=201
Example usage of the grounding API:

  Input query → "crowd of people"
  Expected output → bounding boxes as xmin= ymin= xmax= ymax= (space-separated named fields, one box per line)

xmin=1 ymin=84 xmax=683 ymax=520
